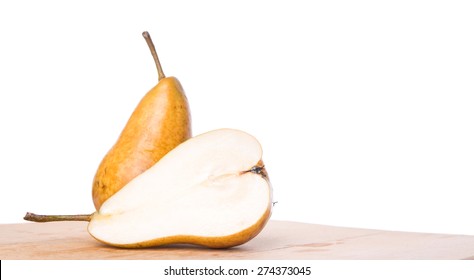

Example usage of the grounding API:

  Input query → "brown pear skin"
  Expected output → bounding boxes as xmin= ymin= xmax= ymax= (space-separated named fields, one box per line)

xmin=92 ymin=32 xmax=191 ymax=210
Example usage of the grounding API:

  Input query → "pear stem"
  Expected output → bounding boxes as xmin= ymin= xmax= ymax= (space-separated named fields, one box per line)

xmin=23 ymin=212 xmax=92 ymax=223
xmin=142 ymin=31 xmax=166 ymax=81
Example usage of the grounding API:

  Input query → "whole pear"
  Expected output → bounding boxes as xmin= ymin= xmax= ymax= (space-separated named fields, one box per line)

xmin=92 ymin=31 xmax=191 ymax=210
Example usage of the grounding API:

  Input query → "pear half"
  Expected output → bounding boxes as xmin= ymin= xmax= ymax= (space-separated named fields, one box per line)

xmin=87 ymin=128 xmax=272 ymax=248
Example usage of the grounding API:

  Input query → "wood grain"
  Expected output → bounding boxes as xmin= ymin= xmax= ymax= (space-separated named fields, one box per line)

xmin=1 ymin=220 xmax=474 ymax=259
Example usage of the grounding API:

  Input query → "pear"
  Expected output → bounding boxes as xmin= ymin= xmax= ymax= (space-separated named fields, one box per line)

xmin=25 ymin=129 xmax=272 ymax=249
xmin=92 ymin=31 xmax=191 ymax=210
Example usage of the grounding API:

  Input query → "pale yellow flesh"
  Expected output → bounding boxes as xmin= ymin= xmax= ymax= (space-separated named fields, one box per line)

xmin=88 ymin=129 xmax=272 ymax=248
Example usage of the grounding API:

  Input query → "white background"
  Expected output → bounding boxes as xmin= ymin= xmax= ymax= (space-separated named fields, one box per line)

xmin=1 ymin=0 xmax=473 ymax=235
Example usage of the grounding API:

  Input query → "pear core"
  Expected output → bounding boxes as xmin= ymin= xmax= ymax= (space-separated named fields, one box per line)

xmin=88 ymin=128 xmax=272 ymax=248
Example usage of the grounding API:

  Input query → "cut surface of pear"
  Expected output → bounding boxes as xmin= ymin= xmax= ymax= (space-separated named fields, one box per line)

xmin=88 ymin=128 xmax=272 ymax=248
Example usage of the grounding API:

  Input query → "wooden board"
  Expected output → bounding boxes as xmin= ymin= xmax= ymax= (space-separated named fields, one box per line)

xmin=1 ymin=220 xmax=474 ymax=259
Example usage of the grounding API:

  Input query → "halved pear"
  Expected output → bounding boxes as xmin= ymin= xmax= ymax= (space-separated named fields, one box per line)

xmin=87 ymin=128 xmax=272 ymax=248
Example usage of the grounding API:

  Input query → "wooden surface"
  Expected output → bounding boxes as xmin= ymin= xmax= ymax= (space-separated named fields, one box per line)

xmin=1 ymin=220 xmax=474 ymax=260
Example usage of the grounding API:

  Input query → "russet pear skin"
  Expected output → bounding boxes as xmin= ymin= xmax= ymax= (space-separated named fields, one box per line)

xmin=92 ymin=76 xmax=191 ymax=210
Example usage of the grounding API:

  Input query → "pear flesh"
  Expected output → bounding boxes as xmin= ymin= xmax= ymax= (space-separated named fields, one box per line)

xmin=88 ymin=128 xmax=272 ymax=248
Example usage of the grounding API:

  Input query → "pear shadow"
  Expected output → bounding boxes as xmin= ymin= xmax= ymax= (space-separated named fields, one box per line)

xmin=93 ymin=242 xmax=244 ymax=254
xmin=142 ymin=243 xmax=243 ymax=252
